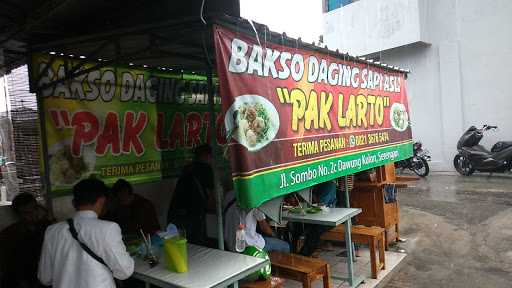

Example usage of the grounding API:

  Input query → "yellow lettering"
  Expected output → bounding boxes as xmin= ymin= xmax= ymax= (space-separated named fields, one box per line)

xmin=291 ymin=89 xmax=306 ymax=131
xmin=375 ymin=96 xmax=384 ymax=125
xmin=356 ymin=94 xmax=367 ymax=128
xmin=304 ymin=90 xmax=318 ymax=129
xmin=346 ymin=95 xmax=357 ymax=127
xmin=337 ymin=93 xmax=346 ymax=128
xmin=319 ymin=92 xmax=333 ymax=130
xmin=367 ymin=95 xmax=376 ymax=125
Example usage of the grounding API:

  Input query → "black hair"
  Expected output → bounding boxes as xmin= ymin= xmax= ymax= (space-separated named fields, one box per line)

xmin=111 ymin=179 xmax=133 ymax=196
xmin=72 ymin=178 xmax=108 ymax=208
xmin=193 ymin=144 xmax=212 ymax=158
xmin=11 ymin=193 xmax=37 ymax=215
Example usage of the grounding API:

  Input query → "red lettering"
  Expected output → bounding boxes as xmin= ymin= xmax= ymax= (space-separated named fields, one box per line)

xmin=122 ymin=111 xmax=147 ymax=156
xmin=49 ymin=110 xmax=61 ymax=128
xmin=71 ymin=111 xmax=99 ymax=156
xmin=168 ymin=113 xmax=184 ymax=150
xmin=96 ymin=112 xmax=120 ymax=155
xmin=155 ymin=112 xmax=169 ymax=150
xmin=186 ymin=112 xmax=202 ymax=147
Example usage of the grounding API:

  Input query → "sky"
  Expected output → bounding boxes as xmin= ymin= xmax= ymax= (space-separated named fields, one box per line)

xmin=240 ymin=0 xmax=323 ymax=44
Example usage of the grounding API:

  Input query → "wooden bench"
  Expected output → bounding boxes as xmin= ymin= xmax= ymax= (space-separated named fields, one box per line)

xmin=269 ymin=251 xmax=331 ymax=288
xmin=321 ymin=225 xmax=385 ymax=279
xmin=241 ymin=279 xmax=272 ymax=288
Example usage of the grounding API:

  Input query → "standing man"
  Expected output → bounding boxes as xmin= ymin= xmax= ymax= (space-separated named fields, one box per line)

xmin=38 ymin=178 xmax=134 ymax=288
xmin=168 ymin=144 xmax=214 ymax=245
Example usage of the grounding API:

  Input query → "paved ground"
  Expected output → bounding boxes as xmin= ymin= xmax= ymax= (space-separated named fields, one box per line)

xmin=385 ymin=172 xmax=512 ymax=288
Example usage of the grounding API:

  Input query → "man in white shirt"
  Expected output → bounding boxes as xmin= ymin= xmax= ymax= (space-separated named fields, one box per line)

xmin=38 ymin=178 xmax=134 ymax=288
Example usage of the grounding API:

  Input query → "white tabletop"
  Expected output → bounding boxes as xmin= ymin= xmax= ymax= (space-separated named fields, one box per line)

xmin=282 ymin=207 xmax=361 ymax=226
xmin=133 ymin=244 xmax=268 ymax=288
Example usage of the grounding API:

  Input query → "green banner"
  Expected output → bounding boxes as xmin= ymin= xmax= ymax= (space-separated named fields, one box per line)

xmin=31 ymin=54 xmax=225 ymax=193
xmin=234 ymin=141 xmax=412 ymax=207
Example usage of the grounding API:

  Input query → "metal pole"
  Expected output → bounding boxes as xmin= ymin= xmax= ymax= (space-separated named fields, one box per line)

xmin=344 ymin=176 xmax=350 ymax=208
xmin=207 ymin=67 xmax=224 ymax=250
xmin=344 ymin=176 xmax=355 ymax=286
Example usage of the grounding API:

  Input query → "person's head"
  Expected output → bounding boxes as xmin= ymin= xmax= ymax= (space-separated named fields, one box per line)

xmin=11 ymin=193 xmax=38 ymax=223
xmin=193 ymin=144 xmax=212 ymax=163
xmin=111 ymin=179 xmax=134 ymax=206
xmin=72 ymin=178 xmax=108 ymax=215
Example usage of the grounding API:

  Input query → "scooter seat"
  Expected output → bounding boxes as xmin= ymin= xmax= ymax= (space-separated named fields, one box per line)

xmin=491 ymin=141 xmax=512 ymax=153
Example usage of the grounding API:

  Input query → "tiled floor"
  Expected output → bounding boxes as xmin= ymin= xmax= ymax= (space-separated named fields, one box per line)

xmin=281 ymin=246 xmax=407 ymax=288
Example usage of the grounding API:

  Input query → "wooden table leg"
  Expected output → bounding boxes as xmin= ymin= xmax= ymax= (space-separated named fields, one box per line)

xmin=384 ymin=229 xmax=390 ymax=251
xmin=396 ymin=202 xmax=401 ymax=242
xmin=395 ymin=223 xmax=400 ymax=242
xmin=303 ymin=274 xmax=312 ymax=288
xmin=369 ymin=237 xmax=377 ymax=279
xmin=379 ymin=232 xmax=386 ymax=270
xmin=323 ymin=263 xmax=331 ymax=288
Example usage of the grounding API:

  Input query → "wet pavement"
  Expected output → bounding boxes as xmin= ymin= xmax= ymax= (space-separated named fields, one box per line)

xmin=385 ymin=172 xmax=512 ymax=288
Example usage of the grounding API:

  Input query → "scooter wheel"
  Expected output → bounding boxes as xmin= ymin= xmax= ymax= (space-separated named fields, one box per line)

xmin=453 ymin=154 xmax=475 ymax=176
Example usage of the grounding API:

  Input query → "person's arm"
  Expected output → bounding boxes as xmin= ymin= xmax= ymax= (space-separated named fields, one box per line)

xmin=103 ymin=223 xmax=134 ymax=280
xmin=257 ymin=219 xmax=274 ymax=237
xmin=38 ymin=230 xmax=53 ymax=286
xmin=253 ymin=209 xmax=274 ymax=237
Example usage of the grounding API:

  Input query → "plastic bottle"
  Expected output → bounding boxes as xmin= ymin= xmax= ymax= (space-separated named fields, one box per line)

xmin=235 ymin=224 xmax=246 ymax=252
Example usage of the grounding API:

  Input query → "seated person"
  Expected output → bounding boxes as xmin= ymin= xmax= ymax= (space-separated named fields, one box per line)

xmin=109 ymin=179 xmax=161 ymax=236
xmin=222 ymin=174 xmax=289 ymax=253
xmin=312 ymin=180 xmax=337 ymax=208
xmin=287 ymin=182 xmax=344 ymax=257
xmin=0 ymin=193 xmax=53 ymax=288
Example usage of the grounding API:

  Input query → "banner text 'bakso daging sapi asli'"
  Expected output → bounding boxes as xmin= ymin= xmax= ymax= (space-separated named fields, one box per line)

xmin=214 ymin=25 xmax=413 ymax=208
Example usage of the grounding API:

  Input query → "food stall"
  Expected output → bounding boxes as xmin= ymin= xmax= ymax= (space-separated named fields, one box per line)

xmin=27 ymin=15 xmax=413 ymax=287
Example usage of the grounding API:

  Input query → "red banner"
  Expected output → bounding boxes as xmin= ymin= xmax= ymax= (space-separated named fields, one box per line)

xmin=214 ymin=25 xmax=412 ymax=208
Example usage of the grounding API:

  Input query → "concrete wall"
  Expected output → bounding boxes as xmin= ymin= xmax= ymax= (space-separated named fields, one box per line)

xmin=323 ymin=0 xmax=424 ymax=55
xmin=324 ymin=0 xmax=512 ymax=170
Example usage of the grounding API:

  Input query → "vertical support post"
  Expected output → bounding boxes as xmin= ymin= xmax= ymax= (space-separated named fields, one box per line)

xmin=207 ymin=67 xmax=224 ymax=250
xmin=344 ymin=176 xmax=355 ymax=286
xmin=344 ymin=176 xmax=350 ymax=208
xmin=29 ymin=54 xmax=54 ymax=216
